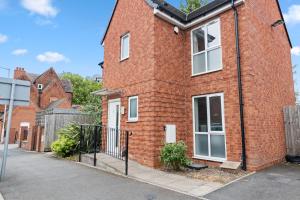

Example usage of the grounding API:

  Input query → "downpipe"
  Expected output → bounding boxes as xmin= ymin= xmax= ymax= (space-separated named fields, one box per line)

xmin=232 ymin=0 xmax=247 ymax=170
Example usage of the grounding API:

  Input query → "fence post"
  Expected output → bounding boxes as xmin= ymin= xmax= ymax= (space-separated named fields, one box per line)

xmin=125 ymin=131 xmax=129 ymax=176
xmin=93 ymin=126 xmax=98 ymax=166
xmin=79 ymin=125 xmax=83 ymax=162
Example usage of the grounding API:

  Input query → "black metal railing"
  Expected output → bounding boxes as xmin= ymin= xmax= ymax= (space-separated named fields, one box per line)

xmin=78 ymin=124 xmax=131 ymax=175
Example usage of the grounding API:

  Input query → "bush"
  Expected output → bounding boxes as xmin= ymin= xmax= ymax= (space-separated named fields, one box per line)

xmin=160 ymin=141 xmax=191 ymax=170
xmin=51 ymin=123 xmax=80 ymax=157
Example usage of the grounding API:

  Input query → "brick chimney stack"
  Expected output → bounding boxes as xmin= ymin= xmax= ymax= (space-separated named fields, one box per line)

xmin=14 ymin=67 xmax=26 ymax=79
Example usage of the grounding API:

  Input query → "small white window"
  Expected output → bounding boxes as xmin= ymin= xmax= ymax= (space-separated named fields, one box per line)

xmin=121 ymin=33 xmax=130 ymax=60
xmin=128 ymin=96 xmax=138 ymax=122
xmin=192 ymin=19 xmax=222 ymax=76
xmin=37 ymin=84 xmax=43 ymax=90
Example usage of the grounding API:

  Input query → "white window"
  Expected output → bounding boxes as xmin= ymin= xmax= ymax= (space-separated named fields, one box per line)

xmin=191 ymin=19 xmax=222 ymax=76
xmin=121 ymin=33 xmax=130 ymax=60
xmin=193 ymin=93 xmax=226 ymax=161
xmin=128 ymin=96 xmax=138 ymax=122
xmin=37 ymin=84 xmax=43 ymax=90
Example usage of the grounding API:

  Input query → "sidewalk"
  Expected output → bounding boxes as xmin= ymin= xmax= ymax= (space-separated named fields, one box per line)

xmin=0 ymin=144 xmax=18 ymax=151
xmin=80 ymin=153 xmax=223 ymax=198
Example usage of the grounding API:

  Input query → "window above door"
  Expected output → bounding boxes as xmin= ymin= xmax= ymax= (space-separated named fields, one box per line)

xmin=191 ymin=19 xmax=222 ymax=76
xmin=121 ymin=33 xmax=130 ymax=61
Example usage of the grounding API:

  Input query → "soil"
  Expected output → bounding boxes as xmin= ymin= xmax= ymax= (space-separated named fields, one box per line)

xmin=164 ymin=167 xmax=249 ymax=184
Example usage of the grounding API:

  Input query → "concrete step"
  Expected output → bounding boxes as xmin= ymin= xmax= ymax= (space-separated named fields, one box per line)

xmin=81 ymin=153 xmax=124 ymax=175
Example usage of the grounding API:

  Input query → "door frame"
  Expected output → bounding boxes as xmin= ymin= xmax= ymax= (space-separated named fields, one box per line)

xmin=107 ymin=98 xmax=121 ymax=151
xmin=192 ymin=93 xmax=227 ymax=162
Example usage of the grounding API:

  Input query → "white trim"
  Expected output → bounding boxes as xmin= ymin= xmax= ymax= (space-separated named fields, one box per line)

xmin=128 ymin=96 xmax=138 ymax=122
xmin=153 ymin=0 xmax=244 ymax=30
xmin=192 ymin=93 xmax=227 ymax=162
xmin=120 ymin=33 xmax=130 ymax=61
xmin=191 ymin=18 xmax=223 ymax=76
xmin=20 ymin=122 xmax=30 ymax=128
xmin=37 ymin=84 xmax=43 ymax=90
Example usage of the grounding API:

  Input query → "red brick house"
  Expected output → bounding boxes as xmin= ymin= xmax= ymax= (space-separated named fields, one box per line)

xmin=97 ymin=0 xmax=295 ymax=171
xmin=0 ymin=67 xmax=73 ymax=150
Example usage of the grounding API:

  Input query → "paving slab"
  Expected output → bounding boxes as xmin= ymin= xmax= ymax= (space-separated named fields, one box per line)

xmin=82 ymin=153 xmax=224 ymax=198
xmin=205 ymin=164 xmax=300 ymax=200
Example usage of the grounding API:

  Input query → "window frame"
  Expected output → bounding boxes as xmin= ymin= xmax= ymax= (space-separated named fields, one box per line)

xmin=120 ymin=33 xmax=130 ymax=61
xmin=192 ymin=93 xmax=227 ymax=162
xmin=191 ymin=18 xmax=223 ymax=76
xmin=128 ymin=96 xmax=138 ymax=122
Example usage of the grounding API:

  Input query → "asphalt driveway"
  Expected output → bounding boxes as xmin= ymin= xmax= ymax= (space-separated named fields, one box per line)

xmin=205 ymin=163 xmax=300 ymax=200
xmin=0 ymin=147 xmax=197 ymax=200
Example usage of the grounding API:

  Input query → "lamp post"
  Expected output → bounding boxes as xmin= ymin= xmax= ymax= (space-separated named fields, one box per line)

xmin=0 ymin=67 xmax=10 ymax=143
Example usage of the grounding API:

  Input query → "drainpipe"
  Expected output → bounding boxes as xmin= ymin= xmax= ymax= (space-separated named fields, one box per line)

xmin=232 ymin=0 xmax=247 ymax=170
xmin=38 ymin=89 xmax=42 ymax=108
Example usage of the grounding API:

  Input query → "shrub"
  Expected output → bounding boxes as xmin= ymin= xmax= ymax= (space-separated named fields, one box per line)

xmin=160 ymin=141 xmax=191 ymax=170
xmin=51 ymin=123 xmax=80 ymax=157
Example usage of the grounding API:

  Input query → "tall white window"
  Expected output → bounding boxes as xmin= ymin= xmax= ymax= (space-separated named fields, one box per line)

xmin=121 ymin=33 xmax=130 ymax=60
xmin=128 ymin=96 xmax=138 ymax=122
xmin=193 ymin=93 xmax=226 ymax=161
xmin=192 ymin=19 xmax=222 ymax=75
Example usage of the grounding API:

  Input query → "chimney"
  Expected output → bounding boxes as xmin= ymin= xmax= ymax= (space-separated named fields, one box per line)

xmin=14 ymin=67 xmax=26 ymax=79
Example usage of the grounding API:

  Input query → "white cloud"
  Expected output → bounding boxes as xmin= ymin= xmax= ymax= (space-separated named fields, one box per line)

xmin=283 ymin=5 xmax=300 ymax=24
xmin=291 ymin=46 xmax=300 ymax=56
xmin=12 ymin=49 xmax=28 ymax=56
xmin=21 ymin=0 xmax=58 ymax=17
xmin=37 ymin=51 xmax=69 ymax=63
xmin=0 ymin=33 xmax=8 ymax=44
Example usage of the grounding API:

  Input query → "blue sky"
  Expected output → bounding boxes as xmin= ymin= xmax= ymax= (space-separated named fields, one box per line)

xmin=0 ymin=0 xmax=299 ymax=93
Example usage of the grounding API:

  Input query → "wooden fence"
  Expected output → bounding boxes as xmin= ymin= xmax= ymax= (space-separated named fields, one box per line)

xmin=284 ymin=106 xmax=300 ymax=156
xmin=36 ymin=108 xmax=94 ymax=151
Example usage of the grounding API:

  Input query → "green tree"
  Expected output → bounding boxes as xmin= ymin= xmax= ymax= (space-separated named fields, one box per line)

xmin=180 ymin=0 xmax=207 ymax=14
xmin=61 ymin=73 xmax=101 ymax=105
xmin=61 ymin=73 xmax=102 ymax=124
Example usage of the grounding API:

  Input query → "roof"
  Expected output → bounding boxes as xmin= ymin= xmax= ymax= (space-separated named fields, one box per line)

xmin=25 ymin=68 xmax=73 ymax=93
xmin=101 ymin=0 xmax=292 ymax=48
xmin=26 ymin=73 xmax=39 ymax=82
xmin=61 ymin=79 xmax=73 ymax=93
xmin=46 ymin=99 xmax=66 ymax=110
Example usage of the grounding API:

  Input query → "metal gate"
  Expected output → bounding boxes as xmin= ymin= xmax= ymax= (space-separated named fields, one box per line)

xmin=78 ymin=125 xmax=131 ymax=175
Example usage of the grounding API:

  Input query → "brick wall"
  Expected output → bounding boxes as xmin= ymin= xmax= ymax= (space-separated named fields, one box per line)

xmin=102 ymin=0 xmax=295 ymax=170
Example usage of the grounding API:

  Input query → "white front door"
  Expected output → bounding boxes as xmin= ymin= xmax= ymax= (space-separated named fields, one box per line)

xmin=107 ymin=99 xmax=121 ymax=154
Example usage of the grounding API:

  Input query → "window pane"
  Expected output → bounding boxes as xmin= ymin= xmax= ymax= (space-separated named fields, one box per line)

xmin=122 ymin=35 xmax=129 ymax=59
xmin=207 ymin=48 xmax=222 ymax=71
xmin=207 ymin=21 xmax=220 ymax=48
xmin=209 ymin=96 xmax=223 ymax=131
xmin=130 ymin=98 xmax=137 ymax=118
xmin=194 ymin=97 xmax=208 ymax=132
xmin=195 ymin=134 xmax=209 ymax=156
xmin=210 ymin=135 xmax=225 ymax=158
xmin=193 ymin=53 xmax=206 ymax=74
xmin=193 ymin=27 xmax=205 ymax=53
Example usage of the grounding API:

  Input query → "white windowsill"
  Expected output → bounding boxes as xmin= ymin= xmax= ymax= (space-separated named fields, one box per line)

xmin=120 ymin=57 xmax=129 ymax=62
xmin=127 ymin=119 xmax=138 ymax=123
xmin=193 ymin=155 xmax=226 ymax=163
xmin=191 ymin=68 xmax=223 ymax=77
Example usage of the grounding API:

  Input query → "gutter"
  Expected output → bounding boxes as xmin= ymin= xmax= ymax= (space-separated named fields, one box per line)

xmin=231 ymin=0 xmax=247 ymax=171
xmin=153 ymin=0 xmax=244 ymax=30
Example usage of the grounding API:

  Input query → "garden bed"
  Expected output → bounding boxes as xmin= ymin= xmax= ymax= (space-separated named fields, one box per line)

xmin=164 ymin=167 xmax=249 ymax=184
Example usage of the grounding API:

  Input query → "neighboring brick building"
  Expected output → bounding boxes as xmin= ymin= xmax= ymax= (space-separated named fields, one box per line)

xmin=96 ymin=0 xmax=295 ymax=171
xmin=0 ymin=67 xmax=73 ymax=150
